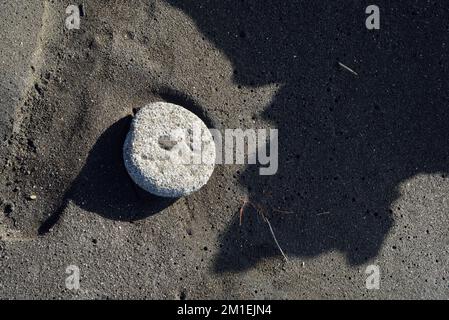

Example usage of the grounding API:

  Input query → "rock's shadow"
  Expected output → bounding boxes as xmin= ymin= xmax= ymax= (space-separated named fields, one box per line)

xmin=166 ymin=0 xmax=449 ymax=272
xmin=38 ymin=116 xmax=176 ymax=234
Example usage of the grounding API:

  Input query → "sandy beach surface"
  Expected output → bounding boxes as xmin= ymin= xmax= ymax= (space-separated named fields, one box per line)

xmin=1 ymin=0 xmax=449 ymax=299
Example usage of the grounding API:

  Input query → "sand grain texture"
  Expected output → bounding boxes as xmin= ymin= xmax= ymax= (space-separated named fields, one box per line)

xmin=1 ymin=0 xmax=449 ymax=299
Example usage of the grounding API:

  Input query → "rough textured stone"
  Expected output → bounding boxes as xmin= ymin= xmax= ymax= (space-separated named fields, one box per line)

xmin=123 ymin=102 xmax=216 ymax=198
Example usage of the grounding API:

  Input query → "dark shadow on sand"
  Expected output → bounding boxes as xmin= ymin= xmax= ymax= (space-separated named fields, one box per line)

xmin=166 ymin=0 xmax=449 ymax=272
xmin=38 ymin=116 xmax=176 ymax=235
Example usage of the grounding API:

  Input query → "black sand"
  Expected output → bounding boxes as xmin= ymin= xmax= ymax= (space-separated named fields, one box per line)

xmin=1 ymin=0 xmax=449 ymax=299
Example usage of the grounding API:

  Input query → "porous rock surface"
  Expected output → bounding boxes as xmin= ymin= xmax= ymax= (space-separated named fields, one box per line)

xmin=123 ymin=102 xmax=216 ymax=197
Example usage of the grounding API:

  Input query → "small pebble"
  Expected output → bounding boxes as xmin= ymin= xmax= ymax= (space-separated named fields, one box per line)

xmin=29 ymin=194 xmax=37 ymax=200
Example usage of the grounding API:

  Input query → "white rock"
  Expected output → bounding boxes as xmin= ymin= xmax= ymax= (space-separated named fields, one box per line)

xmin=123 ymin=102 xmax=216 ymax=198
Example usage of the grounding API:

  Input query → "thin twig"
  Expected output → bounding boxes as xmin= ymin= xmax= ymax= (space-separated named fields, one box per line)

xmin=316 ymin=211 xmax=331 ymax=216
xmin=262 ymin=215 xmax=289 ymax=262
xmin=272 ymin=208 xmax=294 ymax=214
xmin=338 ymin=62 xmax=359 ymax=76
xmin=239 ymin=199 xmax=289 ymax=262
xmin=239 ymin=199 xmax=249 ymax=226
